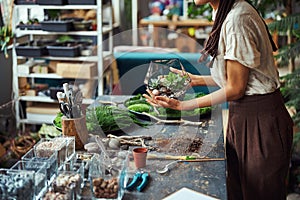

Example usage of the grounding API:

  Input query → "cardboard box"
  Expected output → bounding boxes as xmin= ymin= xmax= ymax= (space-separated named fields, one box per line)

xmin=18 ymin=62 xmax=34 ymax=75
xmin=26 ymin=103 xmax=60 ymax=124
xmin=56 ymin=62 xmax=97 ymax=79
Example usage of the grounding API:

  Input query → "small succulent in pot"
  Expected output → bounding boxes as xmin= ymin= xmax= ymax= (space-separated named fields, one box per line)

xmin=145 ymin=59 xmax=191 ymax=99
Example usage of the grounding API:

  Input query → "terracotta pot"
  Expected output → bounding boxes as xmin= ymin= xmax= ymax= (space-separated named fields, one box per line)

xmin=132 ymin=147 xmax=148 ymax=169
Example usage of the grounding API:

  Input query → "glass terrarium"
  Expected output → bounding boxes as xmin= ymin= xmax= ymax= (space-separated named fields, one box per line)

xmin=144 ymin=58 xmax=191 ymax=99
xmin=21 ymin=148 xmax=58 ymax=184
xmin=89 ymin=151 xmax=129 ymax=200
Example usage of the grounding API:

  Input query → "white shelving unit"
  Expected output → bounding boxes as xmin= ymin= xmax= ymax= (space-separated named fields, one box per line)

xmin=12 ymin=1 xmax=114 ymax=128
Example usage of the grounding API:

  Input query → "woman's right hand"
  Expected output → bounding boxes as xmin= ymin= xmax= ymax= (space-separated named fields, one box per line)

xmin=169 ymin=67 xmax=199 ymax=87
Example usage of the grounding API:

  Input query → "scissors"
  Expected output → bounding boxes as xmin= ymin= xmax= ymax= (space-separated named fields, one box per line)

xmin=59 ymin=102 xmax=72 ymax=118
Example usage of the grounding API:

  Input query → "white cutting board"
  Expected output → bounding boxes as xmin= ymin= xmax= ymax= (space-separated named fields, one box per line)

xmin=162 ymin=187 xmax=220 ymax=200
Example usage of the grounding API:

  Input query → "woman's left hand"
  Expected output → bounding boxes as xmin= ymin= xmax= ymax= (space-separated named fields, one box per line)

xmin=143 ymin=89 xmax=182 ymax=110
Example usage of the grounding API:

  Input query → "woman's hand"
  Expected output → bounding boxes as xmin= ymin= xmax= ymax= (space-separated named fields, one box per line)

xmin=169 ymin=67 xmax=198 ymax=87
xmin=169 ymin=67 xmax=217 ymax=87
xmin=143 ymin=89 xmax=182 ymax=110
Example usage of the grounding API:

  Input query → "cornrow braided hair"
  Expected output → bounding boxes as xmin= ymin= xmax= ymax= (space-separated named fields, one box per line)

xmin=202 ymin=0 xmax=278 ymax=60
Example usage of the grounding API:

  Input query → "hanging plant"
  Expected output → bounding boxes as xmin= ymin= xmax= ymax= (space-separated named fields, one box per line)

xmin=0 ymin=25 xmax=13 ymax=58
xmin=0 ymin=0 xmax=15 ymax=58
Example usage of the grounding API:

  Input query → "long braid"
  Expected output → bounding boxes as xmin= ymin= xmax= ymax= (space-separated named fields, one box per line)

xmin=202 ymin=0 xmax=277 ymax=60
xmin=202 ymin=0 xmax=235 ymax=58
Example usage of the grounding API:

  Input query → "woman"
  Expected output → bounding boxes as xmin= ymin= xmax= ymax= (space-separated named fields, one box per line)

xmin=144 ymin=0 xmax=294 ymax=199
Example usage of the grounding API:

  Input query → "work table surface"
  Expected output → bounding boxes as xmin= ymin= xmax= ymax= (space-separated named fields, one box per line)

xmin=94 ymin=95 xmax=227 ymax=200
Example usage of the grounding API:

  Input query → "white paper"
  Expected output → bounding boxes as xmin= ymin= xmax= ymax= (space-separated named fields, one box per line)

xmin=162 ymin=187 xmax=220 ymax=200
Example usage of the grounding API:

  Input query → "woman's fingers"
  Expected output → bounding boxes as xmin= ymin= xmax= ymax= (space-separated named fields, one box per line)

xmin=143 ymin=91 xmax=160 ymax=107
xmin=169 ymin=67 xmax=183 ymax=76
xmin=143 ymin=89 xmax=180 ymax=110
xmin=155 ymin=96 xmax=180 ymax=110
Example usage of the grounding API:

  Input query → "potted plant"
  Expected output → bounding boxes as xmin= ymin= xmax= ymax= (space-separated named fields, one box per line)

xmin=0 ymin=0 xmax=14 ymax=58
xmin=0 ymin=25 xmax=13 ymax=58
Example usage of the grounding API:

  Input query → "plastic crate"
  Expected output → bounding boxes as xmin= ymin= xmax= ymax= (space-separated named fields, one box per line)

xmin=37 ymin=0 xmax=67 ymax=5
xmin=41 ymin=20 xmax=73 ymax=32
xmin=67 ymin=0 xmax=96 ymax=5
xmin=15 ymin=0 xmax=37 ymax=4
xmin=16 ymin=40 xmax=54 ymax=57
xmin=47 ymin=42 xmax=81 ymax=57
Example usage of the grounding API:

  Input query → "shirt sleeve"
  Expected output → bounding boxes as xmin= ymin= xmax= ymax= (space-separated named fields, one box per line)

xmin=223 ymin=19 xmax=261 ymax=69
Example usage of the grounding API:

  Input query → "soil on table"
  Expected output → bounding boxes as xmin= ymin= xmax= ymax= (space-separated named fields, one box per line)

xmin=150 ymin=137 xmax=203 ymax=155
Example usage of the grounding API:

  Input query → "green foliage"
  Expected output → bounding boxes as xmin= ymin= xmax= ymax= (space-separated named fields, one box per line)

xmin=0 ymin=25 xmax=13 ymax=58
xmin=148 ymin=78 xmax=160 ymax=90
xmin=268 ymin=15 xmax=300 ymax=64
xmin=127 ymin=104 xmax=151 ymax=113
xmin=281 ymin=68 xmax=300 ymax=126
xmin=53 ymin=112 xmax=64 ymax=128
xmin=161 ymin=72 xmax=189 ymax=91
xmin=125 ymin=93 xmax=211 ymax=119
xmin=187 ymin=3 xmax=212 ymax=20
xmin=85 ymin=105 xmax=150 ymax=133
xmin=248 ymin=0 xmax=283 ymax=17
xmin=269 ymin=14 xmax=300 ymax=33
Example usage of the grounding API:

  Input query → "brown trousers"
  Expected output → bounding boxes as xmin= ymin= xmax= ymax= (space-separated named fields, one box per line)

xmin=226 ymin=89 xmax=294 ymax=200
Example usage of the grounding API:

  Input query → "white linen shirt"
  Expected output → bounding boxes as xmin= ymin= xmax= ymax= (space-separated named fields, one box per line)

xmin=210 ymin=0 xmax=280 ymax=95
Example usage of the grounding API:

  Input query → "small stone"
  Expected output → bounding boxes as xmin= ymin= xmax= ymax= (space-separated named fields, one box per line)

xmin=108 ymin=138 xmax=120 ymax=149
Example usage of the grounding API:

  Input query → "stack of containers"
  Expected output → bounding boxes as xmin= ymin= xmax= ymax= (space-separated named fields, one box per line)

xmin=2 ymin=136 xmax=130 ymax=200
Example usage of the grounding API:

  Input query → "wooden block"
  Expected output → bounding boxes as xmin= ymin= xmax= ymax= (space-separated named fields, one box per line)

xmin=62 ymin=116 xmax=88 ymax=150
xmin=25 ymin=89 xmax=36 ymax=96
xmin=26 ymin=103 xmax=60 ymax=114
xmin=32 ymin=65 xmax=48 ymax=74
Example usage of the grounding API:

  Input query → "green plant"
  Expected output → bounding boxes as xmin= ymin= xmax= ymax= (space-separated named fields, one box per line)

xmin=248 ymin=0 xmax=284 ymax=17
xmin=161 ymin=72 xmax=189 ymax=91
xmin=281 ymin=68 xmax=300 ymax=133
xmin=268 ymin=14 xmax=300 ymax=67
xmin=0 ymin=0 xmax=14 ymax=58
xmin=0 ymin=25 xmax=13 ymax=58
xmin=187 ymin=3 xmax=212 ymax=20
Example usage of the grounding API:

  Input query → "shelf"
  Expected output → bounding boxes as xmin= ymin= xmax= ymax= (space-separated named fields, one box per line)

xmin=15 ymin=5 xmax=98 ymax=10
xmin=19 ymin=118 xmax=54 ymax=125
xmin=16 ymin=23 xmax=117 ymax=37
xmin=18 ymin=73 xmax=63 ymax=79
xmin=19 ymin=96 xmax=95 ymax=104
xmin=16 ymin=30 xmax=98 ymax=36
xmin=15 ymin=3 xmax=112 ymax=10
xmin=17 ymin=55 xmax=99 ymax=62
xmin=20 ymin=96 xmax=57 ymax=103
xmin=13 ymin=0 xmax=114 ymax=128
xmin=17 ymin=51 xmax=112 ymax=62
xmin=18 ymin=73 xmax=99 ymax=80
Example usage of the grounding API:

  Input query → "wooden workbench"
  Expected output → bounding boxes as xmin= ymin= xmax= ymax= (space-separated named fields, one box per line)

xmin=94 ymin=95 xmax=227 ymax=200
